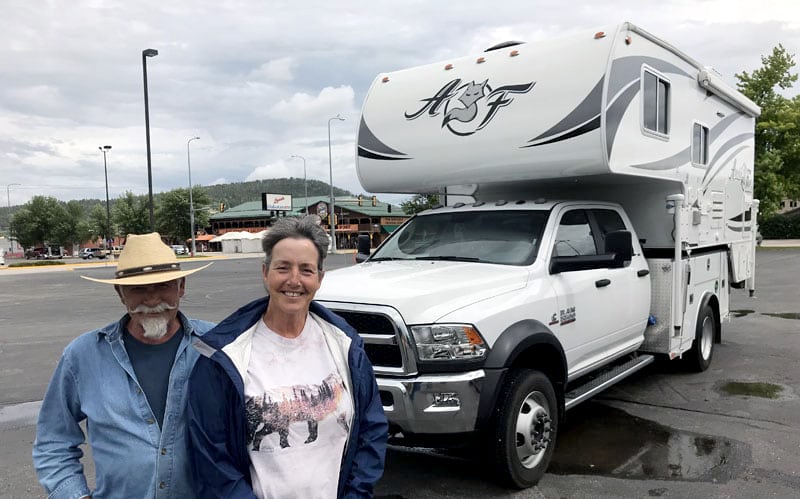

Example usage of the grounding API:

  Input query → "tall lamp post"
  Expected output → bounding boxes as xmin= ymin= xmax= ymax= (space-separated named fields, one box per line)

xmin=290 ymin=154 xmax=308 ymax=215
xmin=327 ymin=114 xmax=345 ymax=252
xmin=6 ymin=183 xmax=21 ymax=254
xmin=187 ymin=136 xmax=200 ymax=256
xmin=142 ymin=48 xmax=159 ymax=231
xmin=99 ymin=146 xmax=113 ymax=255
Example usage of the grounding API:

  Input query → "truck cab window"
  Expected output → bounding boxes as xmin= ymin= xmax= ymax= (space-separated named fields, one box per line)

xmin=554 ymin=210 xmax=597 ymax=257
xmin=592 ymin=209 xmax=627 ymax=253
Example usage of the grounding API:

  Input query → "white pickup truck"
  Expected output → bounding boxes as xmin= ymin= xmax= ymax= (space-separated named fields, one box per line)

xmin=317 ymin=22 xmax=760 ymax=487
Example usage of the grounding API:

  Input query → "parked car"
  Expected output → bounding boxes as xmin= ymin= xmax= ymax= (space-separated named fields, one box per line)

xmin=112 ymin=245 xmax=124 ymax=256
xmin=0 ymin=251 xmax=5 ymax=266
xmin=171 ymin=245 xmax=188 ymax=255
xmin=80 ymin=247 xmax=107 ymax=259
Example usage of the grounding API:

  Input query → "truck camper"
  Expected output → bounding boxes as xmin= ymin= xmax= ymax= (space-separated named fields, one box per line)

xmin=317 ymin=22 xmax=760 ymax=488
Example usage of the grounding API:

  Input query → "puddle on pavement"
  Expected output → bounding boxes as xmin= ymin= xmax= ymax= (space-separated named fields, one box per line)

xmin=732 ymin=309 xmax=800 ymax=320
xmin=762 ymin=312 xmax=800 ymax=320
xmin=548 ymin=402 xmax=748 ymax=482
xmin=719 ymin=381 xmax=783 ymax=399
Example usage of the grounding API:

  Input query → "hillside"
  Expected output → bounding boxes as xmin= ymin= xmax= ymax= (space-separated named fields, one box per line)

xmin=0 ymin=178 xmax=355 ymax=223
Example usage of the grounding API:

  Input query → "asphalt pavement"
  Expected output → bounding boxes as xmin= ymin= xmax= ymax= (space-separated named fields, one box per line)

xmin=1 ymin=249 xmax=799 ymax=498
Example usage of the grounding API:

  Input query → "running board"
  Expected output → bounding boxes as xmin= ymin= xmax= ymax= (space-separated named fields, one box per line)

xmin=564 ymin=355 xmax=654 ymax=410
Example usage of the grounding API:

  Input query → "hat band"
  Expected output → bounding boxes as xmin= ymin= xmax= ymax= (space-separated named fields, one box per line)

xmin=116 ymin=262 xmax=181 ymax=278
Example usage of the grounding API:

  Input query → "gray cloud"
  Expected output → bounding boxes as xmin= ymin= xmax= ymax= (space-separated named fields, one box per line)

xmin=1 ymin=0 xmax=798 ymax=207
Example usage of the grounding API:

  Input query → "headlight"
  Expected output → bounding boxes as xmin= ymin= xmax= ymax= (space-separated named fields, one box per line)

xmin=410 ymin=324 xmax=487 ymax=361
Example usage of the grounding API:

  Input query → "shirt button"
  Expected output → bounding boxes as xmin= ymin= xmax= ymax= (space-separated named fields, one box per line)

xmin=161 ymin=448 xmax=167 ymax=455
xmin=147 ymin=418 xmax=155 ymax=424
xmin=159 ymin=481 xmax=166 ymax=489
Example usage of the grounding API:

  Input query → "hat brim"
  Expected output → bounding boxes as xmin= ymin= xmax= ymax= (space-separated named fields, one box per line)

xmin=80 ymin=262 xmax=213 ymax=285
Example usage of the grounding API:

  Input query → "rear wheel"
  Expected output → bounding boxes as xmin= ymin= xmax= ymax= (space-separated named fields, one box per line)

xmin=488 ymin=369 xmax=558 ymax=488
xmin=685 ymin=303 xmax=716 ymax=372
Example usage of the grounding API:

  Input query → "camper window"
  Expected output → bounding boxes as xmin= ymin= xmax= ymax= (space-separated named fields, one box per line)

xmin=692 ymin=122 xmax=709 ymax=165
xmin=642 ymin=69 xmax=670 ymax=136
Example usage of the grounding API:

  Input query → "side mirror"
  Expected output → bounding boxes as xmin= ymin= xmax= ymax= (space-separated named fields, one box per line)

xmin=355 ymin=234 xmax=371 ymax=264
xmin=605 ymin=230 xmax=633 ymax=267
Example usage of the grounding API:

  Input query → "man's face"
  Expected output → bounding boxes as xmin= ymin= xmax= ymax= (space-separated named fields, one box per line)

xmin=263 ymin=237 xmax=323 ymax=318
xmin=116 ymin=279 xmax=185 ymax=342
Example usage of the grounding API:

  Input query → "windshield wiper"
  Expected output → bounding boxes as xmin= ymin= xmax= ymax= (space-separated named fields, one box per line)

xmin=369 ymin=256 xmax=406 ymax=261
xmin=414 ymin=255 xmax=482 ymax=262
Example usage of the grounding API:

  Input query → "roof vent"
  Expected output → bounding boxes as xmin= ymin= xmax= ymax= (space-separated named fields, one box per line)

xmin=484 ymin=41 xmax=525 ymax=52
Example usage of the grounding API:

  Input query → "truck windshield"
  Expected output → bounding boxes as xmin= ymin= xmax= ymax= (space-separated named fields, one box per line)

xmin=371 ymin=210 xmax=548 ymax=266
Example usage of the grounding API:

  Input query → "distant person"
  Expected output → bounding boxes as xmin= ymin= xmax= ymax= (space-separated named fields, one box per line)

xmin=33 ymin=232 xmax=214 ymax=498
xmin=187 ymin=216 xmax=387 ymax=498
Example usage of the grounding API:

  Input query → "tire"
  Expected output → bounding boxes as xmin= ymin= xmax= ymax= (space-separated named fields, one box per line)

xmin=684 ymin=303 xmax=716 ymax=372
xmin=488 ymin=369 xmax=558 ymax=489
xmin=87 ymin=254 xmax=93 ymax=259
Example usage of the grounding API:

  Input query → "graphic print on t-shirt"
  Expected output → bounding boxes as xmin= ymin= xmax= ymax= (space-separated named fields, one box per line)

xmin=246 ymin=372 xmax=349 ymax=451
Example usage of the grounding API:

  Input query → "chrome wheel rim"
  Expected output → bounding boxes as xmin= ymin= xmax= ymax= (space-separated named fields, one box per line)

xmin=515 ymin=391 xmax=552 ymax=469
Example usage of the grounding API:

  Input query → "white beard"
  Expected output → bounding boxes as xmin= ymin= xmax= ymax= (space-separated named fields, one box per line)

xmin=140 ymin=316 xmax=170 ymax=339
xmin=129 ymin=302 xmax=177 ymax=339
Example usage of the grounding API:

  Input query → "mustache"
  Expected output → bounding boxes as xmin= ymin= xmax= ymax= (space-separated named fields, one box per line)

xmin=130 ymin=302 xmax=177 ymax=314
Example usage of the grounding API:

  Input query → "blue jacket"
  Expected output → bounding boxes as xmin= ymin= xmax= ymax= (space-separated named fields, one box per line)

xmin=33 ymin=313 xmax=215 ymax=499
xmin=187 ymin=297 xmax=388 ymax=498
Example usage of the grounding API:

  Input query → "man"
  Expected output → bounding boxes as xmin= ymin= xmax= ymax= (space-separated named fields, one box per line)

xmin=33 ymin=232 xmax=214 ymax=499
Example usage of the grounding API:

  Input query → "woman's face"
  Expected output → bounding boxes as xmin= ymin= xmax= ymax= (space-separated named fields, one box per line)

xmin=263 ymin=237 xmax=323 ymax=318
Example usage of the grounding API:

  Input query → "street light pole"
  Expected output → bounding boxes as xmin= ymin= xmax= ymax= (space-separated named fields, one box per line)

xmin=187 ymin=136 xmax=200 ymax=256
xmin=290 ymin=155 xmax=308 ymax=215
xmin=6 ymin=183 xmax=21 ymax=254
xmin=142 ymin=48 xmax=158 ymax=231
xmin=327 ymin=114 xmax=345 ymax=252
xmin=99 ymin=145 xmax=112 ymax=255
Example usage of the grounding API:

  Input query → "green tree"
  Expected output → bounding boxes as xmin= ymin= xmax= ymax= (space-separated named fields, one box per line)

xmin=51 ymin=200 xmax=88 ymax=249
xmin=11 ymin=196 xmax=67 ymax=248
xmin=155 ymin=187 xmax=211 ymax=242
xmin=87 ymin=203 xmax=112 ymax=247
xmin=112 ymin=191 xmax=150 ymax=239
xmin=401 ymin=194 xmax=441 ymax=215
xmin=736 ymin=44 xmax=800 ymax=217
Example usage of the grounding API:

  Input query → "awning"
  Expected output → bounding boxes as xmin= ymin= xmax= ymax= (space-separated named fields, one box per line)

xmin=190 ymin=234 xmax=216 ymax=242
xmin=381 ymin=225 xmax=400 ymax=233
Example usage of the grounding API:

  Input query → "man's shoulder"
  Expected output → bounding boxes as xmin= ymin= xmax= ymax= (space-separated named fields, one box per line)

xmin=61 ymin=321 xmax=120 ymax=357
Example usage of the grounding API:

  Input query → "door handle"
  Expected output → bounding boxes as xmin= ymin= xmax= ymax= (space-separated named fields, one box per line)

xmin=595 ymin=279 xmax=611 ymax=288
xmin=637 ymin=269 xmax=650 ymax=277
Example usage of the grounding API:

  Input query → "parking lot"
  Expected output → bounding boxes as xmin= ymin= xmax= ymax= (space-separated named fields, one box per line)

xmin=1 ymin=249 xmax=799 ymax=498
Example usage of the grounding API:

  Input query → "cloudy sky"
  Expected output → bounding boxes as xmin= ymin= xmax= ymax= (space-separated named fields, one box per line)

xmin=1 ymin=0 xmax=799 ymax=208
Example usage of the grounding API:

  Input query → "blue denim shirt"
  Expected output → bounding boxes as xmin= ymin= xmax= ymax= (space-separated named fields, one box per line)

xmin=33 ymin=312 xmax=215 ymax=499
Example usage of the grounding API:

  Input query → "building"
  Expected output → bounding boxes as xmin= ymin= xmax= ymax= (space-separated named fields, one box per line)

xmin=208 ymin=195 xmax=409 ymax=250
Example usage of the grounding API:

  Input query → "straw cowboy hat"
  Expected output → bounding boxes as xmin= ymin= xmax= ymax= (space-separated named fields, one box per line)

xmin=81 ymin=232 xmax=212 ymax=285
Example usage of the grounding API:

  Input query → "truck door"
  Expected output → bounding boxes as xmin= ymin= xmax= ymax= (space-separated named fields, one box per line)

xmin=548 ymin=208 xmax=644 ymax=373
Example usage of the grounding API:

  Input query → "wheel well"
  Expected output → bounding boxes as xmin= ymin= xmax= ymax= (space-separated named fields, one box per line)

xmin=509 ymin=344 xmax=567 ymax=422
xmin=703 ymin=293 xmax=721 ymax=343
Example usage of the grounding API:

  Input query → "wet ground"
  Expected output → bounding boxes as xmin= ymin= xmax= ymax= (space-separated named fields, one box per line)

xmin=548 ymin=402 xmax=749 ymax=483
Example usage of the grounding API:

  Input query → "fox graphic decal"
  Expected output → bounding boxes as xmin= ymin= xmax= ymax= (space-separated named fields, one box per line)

xmin=405 ymin=78 xmax=535 ymax=136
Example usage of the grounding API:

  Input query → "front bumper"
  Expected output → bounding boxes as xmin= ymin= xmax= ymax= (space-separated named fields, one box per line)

xmin=378 ymin=369 xmax=485 ymax=434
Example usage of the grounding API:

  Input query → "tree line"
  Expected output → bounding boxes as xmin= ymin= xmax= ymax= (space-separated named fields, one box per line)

xmin=8 ymin=177 xmax=356 ymax=249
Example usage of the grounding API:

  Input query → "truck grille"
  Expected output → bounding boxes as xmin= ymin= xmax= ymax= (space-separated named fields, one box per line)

xmin=330 ymin=308 xmax=410 ymax=373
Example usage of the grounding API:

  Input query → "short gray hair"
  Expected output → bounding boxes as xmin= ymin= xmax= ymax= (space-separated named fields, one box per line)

xmin=262 ymin=216 xmax=329 ymax=270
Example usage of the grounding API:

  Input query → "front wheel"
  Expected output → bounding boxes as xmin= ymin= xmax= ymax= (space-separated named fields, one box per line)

xmin=684 ymin=303 xmax=716 ymax=372
xmin=488 ymin=369 xmax=558 ymax=489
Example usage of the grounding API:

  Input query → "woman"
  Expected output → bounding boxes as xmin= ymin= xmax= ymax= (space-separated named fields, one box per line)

xmin=188 ymin=216 xmax=387 ymax=499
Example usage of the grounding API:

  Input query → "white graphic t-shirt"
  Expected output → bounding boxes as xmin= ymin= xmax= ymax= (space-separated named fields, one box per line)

xmin=244 ymin=316 xmax=354 ymax=499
